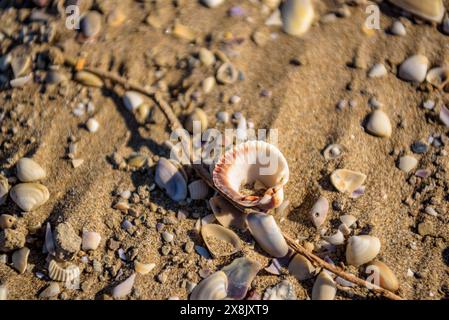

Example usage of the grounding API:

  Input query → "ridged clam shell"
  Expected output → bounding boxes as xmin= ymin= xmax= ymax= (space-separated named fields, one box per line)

xmin=190 ymin=271 xmax=228 ymax=300
xmin=10 ymin=183 xmax=50 ymax=212
xmin=247 ymin=212 xmax=289 ymax=258
xmin=330 ymin=169 xmax=366 ymax=194
xmin=0 ymin=175 xmax=9 ymax=205
xmin=346 ymin=235 xmax=381 ymax=267
xmin=155 ymin=158 xmax=187 ymax=202
xmin=222 ymin=257 xmax=261 ymax=299
xmin=188 ymin=179 xmax=209 ymax=200
xmin=209 ymin=195 xmax=247 ymax=230
xmin=201 ymin=224 xmax=241 ymax=258
xmin=112 ymin=273 xmax=136 ymax=299
xmin=16 ymin=158 xmax=46 ymax=182
xmin=312 ymin=271 xmax=336 ymax=300
xmin=310 ymin=196 xmax=329 ymax=228
xmin=12 ymin=247 xmax=30 ymax=274
xmin=366 ymin=260 xmax=399 ymax=292
xmin=288 ymin=254 xmax=315 ymax=281
xmin=426 ymin=67 xmax=449 ymax=89
xmin=134 ymin=261 xmax=156 ymax=275
xmin=389 ymin=0 xmax=445 ymax=23
xmin=123 ymin=91 xmax=144 ymax=111
xmin=323 ymin=230 xmax=345 ymax=245
xmin=48 ymin=259 xmax=80 ymax=283
xmin=213 ymin=140 xmax=289 ymax=210
xmin=281 ymin=0 xmax=314 ymax=37
xmin=81 ymin=231 xmax=101 ymax=251
xmin=263 ymin=280 xmax=296 ymax=300
xmin=398 ymin=54 xmax=429 ymax=83
xmin=74 ymin=71 xmax=103 ymax=87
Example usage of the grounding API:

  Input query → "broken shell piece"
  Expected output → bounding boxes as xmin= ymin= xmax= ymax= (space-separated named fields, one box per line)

xmin=123 ymin=91 xmax=144 ymax=111
xmin=12 ymin=247 xmax=30 ymax=274
xmin=350 ymin=186 xmax=366 ymax=199
xmin=16 ymin=158 xmax=46 ymax=182
xmin=44 ymin=222 xmax=56 ymax=256
xmin=134 ymin=261 xmax=156 ymax=275
xmin=0 ymin=285 xmax=7 ymax=300
xmin=288 ymin=254 xmax=315 ymax=281
xmin=81 ymin=231 xmax=101 ymax=251
xmin=346 ymin=235 xmax=381 ymax=267
xmin=398 ymin=155 xmax=418 ymax=172
xmin=263 ymin=280 xmax=296 ymax=300
xmin=155 ymin=158 xmax=187 ymax=202
xmin=188 ymin=180 xmax=209 ymax=200
xmin=310 ymin=196 xmax=329 ymax=228
xmin=0 ymin=176 xmax=9 ymax=205
xmin=281 ymin=0 xmax=314 ymax=37
xmin=340 ymin=215 xmax=357 ymax=228
xmin=323 ymin=230 xmax=345 ymax=245
xmin=365 ymin=110 xmax=392 ymax=138
xmin=323 ymin=144 xmax=346 ymax=160
xmin=10 ymin=183 xmax=50 ymax=211
xmin=39 ymin=282 xmax=60 ymax=298
xmin=112 ymin=273 xmax=136 ymax=299
xmin=0 ymin=214 xmax=16 ymax=229
xmin=201 ymin=224 xmax=241 ymax=258
xmin=216 ymin=62 xmax=239 ymax=84
xmin=338 ymin=223 xmax=351 ymax=236
xmin=265 ymin=259 xmax=283 ymax=275
xmin=222 ymin=257 xmax=261 ymax=300
xmin=440 ymin=105 xmax=449 ymax=127
xmin=389 ymin=0 xmax=445 ymax=23
xmin=213 ymin=140 xmax=289 ymax=210
xmin=366 ymin=260 xmax=399 ymax=292
xmin=209 ymin=195 xmax=247 ymax=230
xmin=48 ymin=259 xmax=80 ymax=283
xmin=312 ymin=271 xmax=336 ymax=300
xmin=330 ymin=169 xmax=367 ymax=194
xmin=247 ymin=212 xmax=289 ymax=258
xmin=426 ymin=67 xmax=449 ymax=89
xmin=190 ymin=271 xmax=228 ymax=300
xmin=398 ymin=54 xmax=429 ymax=83
xmin=201 ymin=0 xmax=225 ymax=8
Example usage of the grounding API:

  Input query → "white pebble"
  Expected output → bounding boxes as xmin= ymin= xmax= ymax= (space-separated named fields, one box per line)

xmin=390 ymin=20 xmax=406 ymax=36
xmin=86 ymin=118 xmax=99 ymax=133
xmin=368 ymin=63 xmax=387 ymax=78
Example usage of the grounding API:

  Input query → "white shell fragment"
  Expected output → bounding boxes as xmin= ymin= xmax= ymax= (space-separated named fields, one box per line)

xmin=10 ymin=183 xmax=50 ymax=212
xmin=44 ymin=222 xmax=56 ymax=256
xmin=112 ymin=273 xmax=136 ymax=299
xmin=346 ymin=235 xmax=381 ymax=267
xmin=123 ymin=91 xmax=144 ymax=111
xmin=389 ymin=0 xmax=445 ymax=23
xmin=263 ymin=280 xmax=296 ymax=300
xmin=188 ymin=180 xmax=209 ymax=200
xmin=312 ymin=271 xmax=336 ymax=300
xmin=323 ymin=144 xmax=346 ymax=160
xmin=221 ymin=257 xmax=261 ymax=300
xmin=365 ymin=110 xmax=392 ymax=138
xmin=281 ymin=0 xmax=314 ymax=37
xmin=398 ymin=54 xmax=429 ymax=83
xmin=12 ymin=247 xmax=30 ymax=274
xmin=190 ymin=271 xmax=228 ymax=300
xmin=39 ymin=282 xmax=60 ymax=298
xmin=323 ymin=230 xmax=345 ymax=245
xmin=81 ymin=231 xmax=101 ymax=251
xmin=134 ymin=261 xmax=156 ymax=275
xmin=310 ymin=196 xmax=329 ymax=228
xmin=330 ymin=169 xmax=367 ymax=194
xmin=340 ymin=215 xmax=357 ymax=228
xmin=288 ymin=254 xmax=315 ymax=281
xmin=0 ymin=285 xmax=7 ymax=300
xmin=16 ymin=158 xmax=46 ymax=182
xmin=398 ymin=155 xmax=418 ymax=173
xmin=209 ymin=195 xmax=247 ymax=230
xmin=368 ymin=63 xmax=388 ymax=78
xmin=155 ymin=158 xmax=187 ymax=202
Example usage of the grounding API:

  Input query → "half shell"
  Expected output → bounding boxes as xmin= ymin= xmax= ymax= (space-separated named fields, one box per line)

xmin=346 ymin=235 xmax=381 ymax=267
xmin=222 ymin=257 xmax=261 ymax=299
xmin=330 ymin=169 xmax=366 ymax=194
xmin=312 ymin=271 xmax=336 ymax=300
xmin=209 ymin=195 xmax=247 ymax=230
xmin=48 ymin=259 xmax=80 ymax=283
xmin=201 ymin=224 xmax=241 ymax=258
xmin=247 ymin=212 xmax=289 ymax=258
xmin=288 ymin=254 xmax=315 ymax=281
xmin=190 ymin=271 xmax=228 ymax=300
xmin=10 ymin=183 xmax=50 ymax=211
xmin=389 ymin=0 xmax=445 ymax=23
xmin=16 ymin=158 xmax=46 ymax=182
xmin=213 ymin=140 xmax=289 ymax=210
xmin=155 ymin=158 xmax=187 ymax=202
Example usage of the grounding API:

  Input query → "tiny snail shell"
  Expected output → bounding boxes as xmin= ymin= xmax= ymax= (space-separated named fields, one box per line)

xmin=366 ymin=260 xmax=399 ymax=292
xmin=312 ymin=271 xmax=336 ymax=300
xmin=330 ymin=169 xmax=366 ymax=194
xmin=10 ymin=183 xmax=50 ymax=212
xmin=288 ymin=254 xmax=315 ymax=281
xmin=112 ymin=273 xmax=136 ymax=299
xmin=16 ymin=158 xmax=46 ymax=182
xmin=190 ymin=271 xmax=228 ymax=300
xmin=309 ymin=196 xmax=329 ymax=228
xmin=346 ymin=235 xmax=381 ymax=267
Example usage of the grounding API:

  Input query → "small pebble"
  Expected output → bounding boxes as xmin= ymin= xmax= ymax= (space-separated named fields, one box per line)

xmin=202 ymin=76 xmax=215 ymax=94
xmin=424 ymin=206 xmax=438 ymax=217
xmin=199 ymin=48 xmax=215 ymax=66
xmin=398 ymin=55 xmax=429 ymax=83
xmin=161 ymin=231 xmax=174 ymax=243
xmin=368 ymin=63 xmax=387 ymax=78
xmin=86 ymin=118 xmax=99 ymax=133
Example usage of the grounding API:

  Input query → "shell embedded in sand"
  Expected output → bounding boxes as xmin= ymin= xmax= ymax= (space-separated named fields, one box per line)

xmin=48 ymin=259 xmax=80 ymax=283
xmin=426 ymin=67 xmax=449 ymax=89
xmin=247 ymin=212 xmax=289 ymax=258
xmin=155 ymin=158 xmax=187 ymax=202
xmin=209 ymin=195 xmax=247 ymax=230
xmin=323 ymin=144 xmax=346 ymax=160
xmin=312 ymin=271 xmax=336 ymax=300
xmin=12 ymin=247 xmax=30 ymax=274
xmin=74 ymin=71 xmax=103 ymax=87
xmin=0 ymin=175 xmax=9 ymax=205
xmin=201 ymin=0 xmax=225 ymax=8
xmin=201 ymin=223 xmax=241 ymax=257
xmin=366 ymin=260 xmax=399 ymax=292
xmin=281 ymin=0 xmax=314 ymax=37
xmin=213 ymin=140 xmax=289 ymax=210
xmin=123 ymin=91 xmax=144 ymax=111
xmin=188 ymin=179 xmax=209 ymax=200
xmin=398 ymin=54 xmax=429 ymax=83
xmin=288 ymin=254 xmax=315 ymax=281
xmin=190 ymin=271 xmax=228 ymax=300
xmin=398 ymin=155 xmax=418 ymax=172
xmin=0 ymin=285 xmax=7 ymax=300
xmin=134 ymin=261 xmax=156 ymax=275
xmin=310 ymin=196 xmax=329 ymax=228
xmin=222 ymin=257 xmax=261 ymax=299
xmin=346 ymin=235 xmax=381 ymax=267
xmin=389 ymin=0 xmax=445 ymax=23
xmin=10 ymin=183 xmax=50 ymax=212
xmin=330 ymin=169 xmax=366 ymax=194
xmin=81 ymin=231 xmax=101 ymax=251
xmin=368 ymin=63 xmax=388 ymax=78
xmin=365 ymin=110 xmax=392 ymax=138
xmin=16 ymin=158 xmax=46 ymax=182
xmin=112 ymin=273 xmax=136 ymax=299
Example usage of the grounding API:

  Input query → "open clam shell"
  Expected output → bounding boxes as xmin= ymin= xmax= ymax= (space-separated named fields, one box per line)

xmin=10 ymin=183 xmax=49 ymax=212
xmin=155 ymin=158 xmax=187 ymax=202
xmin=312 ymin=271 xmax=336 ymax=300
xmin=209 ymin=195 xmax=247 ymax=230
xmin=201 ymin=224 xmax=241 ymax=258
xmin=288 ymin=254 xmax=316 ymax=281
xmin=222 ymin=257 xmax=261 ymax=300
xmin=213 ymin=140 xmax=289 ymax=210
xmin=190 ymin=271 xmax=228 ymax=300
xmin=247 ymin=212 xmax=289 ymax=258
xmin=346 ymin=235 xmax=381 ymax=267
xmin=389 ymin=0 xmax=445 ymax=23
xmin=426 ymin=67 xmax=449 ymax=89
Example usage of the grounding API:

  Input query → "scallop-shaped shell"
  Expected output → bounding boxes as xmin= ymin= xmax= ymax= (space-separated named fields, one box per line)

xmin=188 ymin=179 xmax=210 ymax=200
xmin=155 ymin=158 xmax=187 ymax=202
xmin=201 ymin=224 xmax=241 ymax=258
xmin=0 ymin=175 xmax=9 ymax=205
xmin=312 ymin=271 xmax=336 ymax=300
xmin=330 ymin=169 xmax=366 ymax=194
xmin=288 ymin=254 xmax=315 ymax=281
xmin=366 ymin=260 xmax=399 ymax=292
xmin=48 ymin=259 xmax=80 ymax=283
xmin=112 ymin=273 xmax=136 ymax=299
xmin=81 ymin=231 xmax=101 ymax=251
xmin=346 ymin=235 xmax=381 ymax=267
xmin=222 ymin=257 xmax=261 ymax=300
xmin=310 ymin=196 xmax=328 ymax=228
xmin=123 ymin=91 xmax=144 ymax=111
xmin=323 ymin=230 xmax=345 ymax=245
xmin=213 ymin=140 xmax=289 ymax=210
xmin=389 ymin=0 xmax=445 ymax=23
xmin=209 ymin=195 xmax=247 ymax=230
xmin=247 ymin=212 xmax=289 ymax=258
xmin=10 ymin=183 xmax=50 ymax=212
xmin=16 ymin=158 xmax=46 ymax=182
xmin=281 ymin=0 xmax=314 ymax=37
xmin=426 ymin=67 xmax=449 ymax=89
xmin=190 ymin=271 xmax=228 ymax=300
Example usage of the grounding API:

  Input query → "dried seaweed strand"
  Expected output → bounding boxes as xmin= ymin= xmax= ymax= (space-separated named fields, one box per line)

xmin=64 ymin=56 xmax=402 ymax=301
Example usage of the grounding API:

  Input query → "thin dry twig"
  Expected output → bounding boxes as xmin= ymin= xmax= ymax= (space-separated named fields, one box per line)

xmin=63 ymin=55 xmax=403 ymax=300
